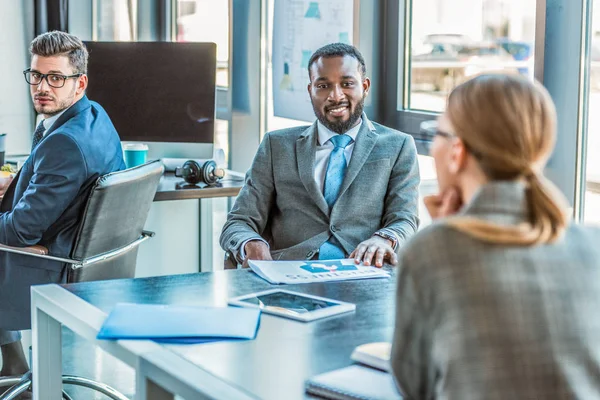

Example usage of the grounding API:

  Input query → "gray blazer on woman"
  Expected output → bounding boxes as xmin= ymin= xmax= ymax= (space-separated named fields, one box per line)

xmin=392 ymin=181 xmax=600 ymax=399
xmin=220 ymin=115 xmax=420 ymax=261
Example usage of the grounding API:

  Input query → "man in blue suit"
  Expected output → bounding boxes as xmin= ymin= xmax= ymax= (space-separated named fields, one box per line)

xmin=0 ymin=31 xmax=125 ymax=376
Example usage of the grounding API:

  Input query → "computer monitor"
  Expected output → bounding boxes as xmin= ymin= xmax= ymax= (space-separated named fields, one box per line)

xmin=84 ymin=41 xmax=217 ymax=160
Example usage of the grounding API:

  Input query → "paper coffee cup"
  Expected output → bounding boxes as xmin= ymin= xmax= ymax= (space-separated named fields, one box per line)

xmin=123 ymin=143 xmax=149 ymax=168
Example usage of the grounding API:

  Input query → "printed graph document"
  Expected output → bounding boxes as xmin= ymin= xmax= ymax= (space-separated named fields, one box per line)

xmin=248 ymin=259 xmax=390 ymax=284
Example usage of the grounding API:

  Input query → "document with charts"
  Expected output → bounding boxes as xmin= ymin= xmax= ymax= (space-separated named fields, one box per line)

xmin=248 ymin=259 xmax=390 ymax=285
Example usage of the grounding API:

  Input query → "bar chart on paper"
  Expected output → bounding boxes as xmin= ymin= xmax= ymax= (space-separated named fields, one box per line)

xmin=248 ymin=259 xmax=390 ymax=284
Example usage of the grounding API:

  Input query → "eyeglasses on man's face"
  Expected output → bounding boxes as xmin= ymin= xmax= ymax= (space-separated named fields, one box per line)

xmin=23 ymin=69 xmax=82 ymax=88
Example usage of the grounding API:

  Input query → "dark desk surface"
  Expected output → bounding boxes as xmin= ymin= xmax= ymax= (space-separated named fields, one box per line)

xmin=62 ymin=269 xmax=397 ymax=400
xmin=154 ymin=171 xmax=245 ymax=201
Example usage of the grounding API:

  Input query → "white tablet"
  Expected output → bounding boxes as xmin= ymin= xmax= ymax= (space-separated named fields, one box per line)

xmin=228 ymin=289 xmax=356 ymax=322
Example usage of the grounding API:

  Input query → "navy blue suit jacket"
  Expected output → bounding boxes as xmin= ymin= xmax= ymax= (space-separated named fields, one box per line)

xmin=0 ymin=96 xmax=125 ymax=329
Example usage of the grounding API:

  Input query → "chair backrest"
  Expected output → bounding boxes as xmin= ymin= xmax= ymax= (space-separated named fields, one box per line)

xmin=67 ymin=160 xmax=164 ymax=283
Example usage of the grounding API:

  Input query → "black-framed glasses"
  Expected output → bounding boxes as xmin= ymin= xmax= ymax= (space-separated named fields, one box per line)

xmin=420 ymin=120 xmax=456 ymax=139
xmin=420 ymin=119 xmax=483 ymax=158
xmin=434 ymin=128 xmax=455 ymax=139
xmin=23 ymin=69 xmax=82 ymax=88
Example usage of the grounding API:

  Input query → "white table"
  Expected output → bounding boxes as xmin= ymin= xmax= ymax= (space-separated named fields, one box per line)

xmin=31 ymin=268 xmax=396 ymax=399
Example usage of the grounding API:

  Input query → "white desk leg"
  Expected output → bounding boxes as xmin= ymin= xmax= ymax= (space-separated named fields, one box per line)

xmin=137 ymin=350 xmax=255 ymax=400
xmin=136 ymin=357 xmax=175 ymax=400
xmin=199 ymin=197 xmax=213 ymax=272
xmin=31 ymin=298 xmax=63 ymax=400
xmin=136 ymin=377 xmax=174 ymax=400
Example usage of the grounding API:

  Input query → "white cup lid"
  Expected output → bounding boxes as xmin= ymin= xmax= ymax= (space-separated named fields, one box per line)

xmin=123 ymin=143 xmax=149 ymax=151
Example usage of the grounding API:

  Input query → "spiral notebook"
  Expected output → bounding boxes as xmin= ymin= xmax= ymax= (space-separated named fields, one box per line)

xmin=305 ymin=365 xmax=401 ymax=400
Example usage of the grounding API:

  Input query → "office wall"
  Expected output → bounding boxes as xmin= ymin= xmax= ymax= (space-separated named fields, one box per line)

xmin=0 ymin=0 xmax=35 ymax=154
xmin=135 ymin=201 xmax=201 ymax=277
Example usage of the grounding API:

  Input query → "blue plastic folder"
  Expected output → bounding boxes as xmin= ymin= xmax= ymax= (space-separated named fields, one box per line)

xmin=97 ymin=303 xmax=261 ymax=344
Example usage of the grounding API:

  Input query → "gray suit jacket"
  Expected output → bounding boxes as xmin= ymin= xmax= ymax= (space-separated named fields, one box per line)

xmin=392 ymin=181 xmax=600 ymax=400
xmin=220 ymin=115 xmax=420 ymax=261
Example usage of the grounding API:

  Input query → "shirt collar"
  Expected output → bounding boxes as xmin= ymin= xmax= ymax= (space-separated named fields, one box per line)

xmin=42 ymin=107 xmax=70 ymax=133
xmin=317 ymin=118 xmax=362 ymax=146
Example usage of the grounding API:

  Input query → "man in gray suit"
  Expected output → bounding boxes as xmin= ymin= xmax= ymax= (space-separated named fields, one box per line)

xmin=220 ymin=43 xmax=419 ymax=267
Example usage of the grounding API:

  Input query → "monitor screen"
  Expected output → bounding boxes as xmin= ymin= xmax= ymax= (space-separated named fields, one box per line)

xmin=84 ymin=41 xmax=216 ymax=144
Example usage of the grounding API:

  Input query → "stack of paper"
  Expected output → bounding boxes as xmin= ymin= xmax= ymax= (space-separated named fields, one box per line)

xmin=351 ymin=342 xmax=392 ymax=372
xmin=97 ymin=303 xmax=261 ymax=344
xmin=248 ymin=259 xmax=390 ymax=284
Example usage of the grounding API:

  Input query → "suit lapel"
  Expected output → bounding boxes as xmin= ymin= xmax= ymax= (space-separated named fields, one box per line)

xmin=296 ymin=123 xmax=329 ymax=216
xmin=0 ymin=97 xmax=92 ymax=213
xmin=336 ymin=116 xmax=378 ymax=202
xmin=36 ymin=96 xmax=91 ymax=148
xmin=46 ymin=96 xmax=90 ymax=136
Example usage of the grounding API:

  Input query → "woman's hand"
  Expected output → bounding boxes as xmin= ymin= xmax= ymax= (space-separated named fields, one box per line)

xmin=424 ymin=186 xmax=463 ymax=220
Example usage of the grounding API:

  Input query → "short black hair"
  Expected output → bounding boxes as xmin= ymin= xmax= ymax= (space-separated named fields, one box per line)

xmin=307 ymin=43 xmax=366 ymax=79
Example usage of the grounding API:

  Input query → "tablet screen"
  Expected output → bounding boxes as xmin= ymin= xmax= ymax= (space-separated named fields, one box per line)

xmin=239 ymin=291 xmax=339 ymax=314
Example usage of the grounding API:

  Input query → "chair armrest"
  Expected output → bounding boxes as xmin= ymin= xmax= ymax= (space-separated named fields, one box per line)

xmin=71 ymin=230 xmax=155 ymax=269
xmin=0 ymin=243 xmax=75 ymax=263
xmin=0 ymin=231 xmax=155 ymax=266
xmin=0 ymin=243 xmax=48 ymax=255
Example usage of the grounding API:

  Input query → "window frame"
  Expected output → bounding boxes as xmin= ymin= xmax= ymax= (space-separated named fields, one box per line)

xmin=382 ymin=0 xmax=446 ymax=155
xmin=382 ymin=0 xmax=593 ymax=219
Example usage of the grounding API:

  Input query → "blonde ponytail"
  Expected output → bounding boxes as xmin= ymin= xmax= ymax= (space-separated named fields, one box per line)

xmin=444 ymin=74 xmax=569 ymax=246
xmin=446 ymin=172 xmax=569 ymax=246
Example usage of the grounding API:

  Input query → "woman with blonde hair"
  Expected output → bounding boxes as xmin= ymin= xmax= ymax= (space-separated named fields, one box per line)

xmin=391 ymin=74 xmax=600 ymax=399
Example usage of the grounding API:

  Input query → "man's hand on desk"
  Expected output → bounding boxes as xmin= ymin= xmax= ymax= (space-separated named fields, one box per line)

xmin=350 ymin=236 xmax=398 ymax=268
xmin=242 ymin=240 xmax=272 ymax=268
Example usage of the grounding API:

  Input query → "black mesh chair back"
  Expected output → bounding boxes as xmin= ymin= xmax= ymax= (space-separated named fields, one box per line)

xmin=67 ymin=160 xmax=164 ymax=283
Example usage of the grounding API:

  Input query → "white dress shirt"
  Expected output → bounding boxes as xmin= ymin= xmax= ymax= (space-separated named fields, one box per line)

xmin=41 ymin=108 xmax=69 ymax=137
xmin=314 ymin=120 xmax=362 ymax=192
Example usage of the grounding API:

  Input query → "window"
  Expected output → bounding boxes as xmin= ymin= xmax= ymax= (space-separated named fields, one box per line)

xmin=264 ymin=0 xmax=322 ymax=134
xmin=584 ymin=0 xmax=600 ymax=223
xmin=175 ymin=0 xmax=230 ymax=88
xmin=95 ymin=0 xmax=137 ymax=41
xmin=174 ymin=0 xmax=231 ymax=165
xmin=408 ymin=0 xmax=537 ymax=112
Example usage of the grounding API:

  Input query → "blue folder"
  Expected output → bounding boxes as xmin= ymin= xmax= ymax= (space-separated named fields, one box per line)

xmin=97 ymin=303 xmax=261 ymax=344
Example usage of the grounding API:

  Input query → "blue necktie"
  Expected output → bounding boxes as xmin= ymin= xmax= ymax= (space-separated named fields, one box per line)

xmin=319 ymin=134 xmax=353 ymax=260
xmin=31 ymin=122 xmax=46 ymax=151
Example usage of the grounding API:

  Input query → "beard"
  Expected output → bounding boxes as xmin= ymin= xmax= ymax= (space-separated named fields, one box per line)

xmin=33 ymin=87 xmax=76 ymax=116
xmin=312 ymin=94 xmax=366 ymax=134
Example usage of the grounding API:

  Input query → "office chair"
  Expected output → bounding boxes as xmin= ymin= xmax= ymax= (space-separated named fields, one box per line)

xmin=0 ymin=160 xmax=164 ymax=400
